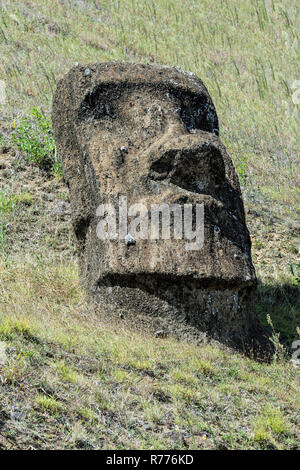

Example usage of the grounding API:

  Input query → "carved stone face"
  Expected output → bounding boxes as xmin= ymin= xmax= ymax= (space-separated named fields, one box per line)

xmin=52 ymin=63 xmax=264 ymax=351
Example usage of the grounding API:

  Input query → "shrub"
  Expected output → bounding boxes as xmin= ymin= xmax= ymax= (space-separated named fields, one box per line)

xmin=11 ymin=106 xmax=62 ymax=176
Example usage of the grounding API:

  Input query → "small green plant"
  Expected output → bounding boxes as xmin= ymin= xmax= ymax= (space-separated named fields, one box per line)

xmin=0 ymin=133 xmax=9 ymax=150
xmin=0 ymin=190 xmax=34 ymax=256
xmin=290 ymin=263 xmax=300 ymax=285
xmin=0 ymin=318 xmax=37 ymax=342
xmin=266 ymin=314 xmax=287 ymax=362
xmin=10 ymin=106 xmax=59 ymax=174
xmin=237 ymin=155 xmax=248 ymax=185
xmin=0 ymin=191 xmax=17 ymax=213
xmin=52 ymin=160 xmax=63 ymax=178
xmin=0 ymin=192 xmax=8 ymax=256
xmin=54 ymin=360 xmax=79 ymax=384
xmin=0 ymin=194 xmax=8 ymax=256
xmin=0 ymin=220 xmax=6 ymax=255
xmin=0 ymin=190 xmax=33 ymax=213
xmin=253 ymin=405 xmax=289 ymax=443
xmin=194 ymin=358 xmax=216 ymax=377
xmin=2 ymin=353 xmax=27 ymax=385
xmin=35 ymin=394 xmax=62 ymax=413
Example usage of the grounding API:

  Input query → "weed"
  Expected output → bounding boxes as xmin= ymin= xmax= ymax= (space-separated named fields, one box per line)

xmin=35 ymin=394 xmax=63 ymax=413
xmin=1 ymin=353 xmax=27 ymax=385
xmin=0 ymin=190 xmax=33 ymax=213
xmin=0 ymin=318 xmax=36 ymax=342
xmin=237 ymin=155 xmax=248 ymax=186
xmin=0 ymin=220 xmax=7 ymax=255
xmin=253 ymin=405 xmax=289 ymax=443
xmin=290 ymin=264 xmax=300 ymax=285
xmin=266 ymin=314 xmax=287 ymax=362
xmin=52 ymin=160 xmax=63 ymax=179
xmin=53 ymin=360 xmax=79 ymax=384
xmin=193 ymin=358 xmax=216 ymax=377
xmin=0 ymin=133 xmax=9 ymax=150
xmin=10 ymin=106 xmax=59 ymax=174
xmin=0 ymin=190 xmax=17 ymax=213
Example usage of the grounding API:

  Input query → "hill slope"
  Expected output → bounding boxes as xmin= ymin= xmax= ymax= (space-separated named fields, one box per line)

xmin=0 ymin=0 xmax=299 ymax=450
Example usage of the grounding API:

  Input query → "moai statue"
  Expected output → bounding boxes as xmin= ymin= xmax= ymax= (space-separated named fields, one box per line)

xmin=52 ymin=62 xmax=268 ymax=353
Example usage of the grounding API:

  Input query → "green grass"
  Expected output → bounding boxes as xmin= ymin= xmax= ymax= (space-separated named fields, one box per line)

xmin=0 ymin=254 xmax=299 ymax=449
xmin=0 ymin=0 xmax=299 ymax=213
xmin=0 ymin=0 xmax=299 ymax=450
xmin=10 ymin=106 xmax=61 ymax=175
xmin=257 ymin=282 xmax=300 ymax=344
xmin=0 ymin=190 xmax=33 ymax=213
xmin=35 ymin=394 xmax=63 ymax=413
xmin=253 ymin=405 xmax=290 ymax=444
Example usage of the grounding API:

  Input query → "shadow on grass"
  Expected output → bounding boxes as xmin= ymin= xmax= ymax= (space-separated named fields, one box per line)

xmin=256 ymin=281 xmax=300 ymax=347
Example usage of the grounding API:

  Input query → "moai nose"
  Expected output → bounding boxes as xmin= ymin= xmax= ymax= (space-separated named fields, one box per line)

xmin=148 ymin=134 xmax=225 ymax=194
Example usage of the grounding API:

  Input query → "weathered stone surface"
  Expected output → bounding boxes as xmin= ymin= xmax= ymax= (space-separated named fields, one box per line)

xmin=52 ymin=62 xmax=268 ymax=353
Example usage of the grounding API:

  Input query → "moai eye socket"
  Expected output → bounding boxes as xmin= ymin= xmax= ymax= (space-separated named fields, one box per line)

xmin=78 ymin=84 xmax=219 ymax=138
xmin=78 ymin=84 xmax=120 ymax=122
xmin=179 ymin=98 xmax=219 ymax=135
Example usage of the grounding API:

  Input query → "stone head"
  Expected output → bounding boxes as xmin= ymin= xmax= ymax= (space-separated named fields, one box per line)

xmin=52 ymin=63 xmax=265 ymax=350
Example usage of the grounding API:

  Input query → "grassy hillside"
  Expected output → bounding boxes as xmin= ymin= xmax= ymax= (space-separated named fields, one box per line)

xmin=0 ymin=0 xmax=299 ymax=450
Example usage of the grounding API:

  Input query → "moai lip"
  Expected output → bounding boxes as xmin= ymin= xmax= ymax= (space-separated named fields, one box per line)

xmin=52 ymin=62 xmax=269 ymax=356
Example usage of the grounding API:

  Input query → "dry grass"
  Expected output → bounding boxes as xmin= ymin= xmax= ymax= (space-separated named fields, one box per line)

xmin=0 ymin=253 xmax=299 ymax=449
xmin=0 ymin=0 xmax=299 ymax=450
xmin=0 ymin=0 xmax=299 ymax=213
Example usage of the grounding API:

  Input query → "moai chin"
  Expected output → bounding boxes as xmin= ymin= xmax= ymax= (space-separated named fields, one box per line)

xmin=52 ymin=62 xmax=268 ymax=353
